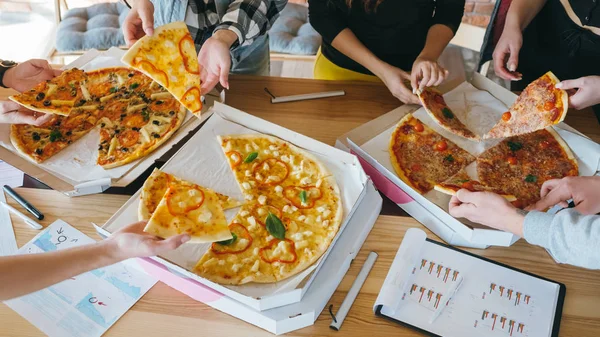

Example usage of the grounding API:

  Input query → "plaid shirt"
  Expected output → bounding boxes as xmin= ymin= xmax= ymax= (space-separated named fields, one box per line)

xmin=184 ymin=0 xmax=287 ymax=50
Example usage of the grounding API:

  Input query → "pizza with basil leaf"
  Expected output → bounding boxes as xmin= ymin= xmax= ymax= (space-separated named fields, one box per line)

xmin=434 ymin=169 xmax=517 ymax=201
xmin=417 ymin=87 xmax=478 ymax=140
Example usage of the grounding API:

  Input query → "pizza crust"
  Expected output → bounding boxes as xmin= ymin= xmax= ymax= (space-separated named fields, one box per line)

xmin=417 ymin=88 xmax=479 ymax=140
xmin=547 ymin=126 xmax=577 ymax=163
xmin=8 ymin=96 xmax=71 ymax=116
xmin=433 ymin=184 xmax=517 ymax=201
xmin=10 ymin=125 xmax=41 ymax=163
xmin=545 ymin=71 xmax=569 ymax=125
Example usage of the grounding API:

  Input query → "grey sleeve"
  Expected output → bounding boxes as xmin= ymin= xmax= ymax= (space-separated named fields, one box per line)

xmin=523 ymin=209 xmax=600 ymax=269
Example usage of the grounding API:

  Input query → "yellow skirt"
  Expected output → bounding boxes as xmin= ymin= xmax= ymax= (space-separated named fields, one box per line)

xmin=313 ymin=48 xmax=380 ymax=82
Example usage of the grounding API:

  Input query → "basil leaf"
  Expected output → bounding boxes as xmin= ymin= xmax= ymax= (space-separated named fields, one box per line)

xmin=508 ymin=141 xmax=523 ymax=152
xmin=266 ymin=212 xmax=286 ymax=240
xmin=216 ymin=232 xmax=237 ymax=246
xmin=244 ymin=152 xmax=258 ymax=163
xmin=299 ymin=190 xmax=307 ymax=204
xmin=109 ymin=87 xmax=118 ymax=93
xmin=444 ymin=154 xmax=454 ymax=162
xmin=524 ymin=174 xmax=537 ymax=183
xmin=129 ymin=83 xmax=139 ymax=90
xmin=49 ymin=130 xmax=62 ymax=142
xmin=442 ymin=107 xmax=454 ymax=119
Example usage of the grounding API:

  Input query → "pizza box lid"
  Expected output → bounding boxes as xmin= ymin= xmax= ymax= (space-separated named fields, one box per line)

xmin=337 ymin=72 xmax=600 ymax=247
xmin=99 ymin=102 xmax=370 ymax=311
xmin=0 ymin=48 xmax=224 ymax=196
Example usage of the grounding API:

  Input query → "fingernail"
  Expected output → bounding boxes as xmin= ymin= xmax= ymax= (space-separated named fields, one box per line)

xmin=555 ymin=83 xmax=562 ymax=89
xmin=181 ymin=235 xmax=191 ymax=243
xmin=508 ymin=64 xmax=516 ymax=72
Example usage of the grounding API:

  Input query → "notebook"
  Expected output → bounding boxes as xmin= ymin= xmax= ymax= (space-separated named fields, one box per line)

xmin=374 ymin=228 xmax=565 ymax=337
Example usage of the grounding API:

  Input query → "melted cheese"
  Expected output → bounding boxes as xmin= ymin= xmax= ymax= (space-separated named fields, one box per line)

xmin=250 ymin=260 xmax=260 ymax=273
xmin=80 ymin=84 xmax=91 ymax=101
xmin=107 ymin=137 xmax=118 ymax=156
xmin=127 ymin=103 xmax=147 ymax=113
xmin=100 ymin=93 xmax=116 ymax=103
xmin=50 ymin=99 xmax=74 ymax=106
xmin=150 ymin=92 xmax=172 ymax=100
xmin=46 ymin=84 xmax=58 ymax=96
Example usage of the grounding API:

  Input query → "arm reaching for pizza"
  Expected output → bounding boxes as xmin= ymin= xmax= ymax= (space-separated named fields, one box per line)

xmin=0 ymin=101 xmax=53 ymax=125
xmin=410 ymin=25 xmax=453 ymax=92
xmin=493 ymin=0 xmax=547 ymax=80
xmin=526 ymin=176 xmax=600 ymax=215
xmin=0 ymin=221 xmax=189 ymax=301
xmin=198 ymin=30 xmax=236 ymax=93
xmin=556 ymin=76 xmax=600 ymax=110
xmin=123 ymin=0 xmax=155 ymax=46
xmin=449 ymin=186 xmax=600 ymax=269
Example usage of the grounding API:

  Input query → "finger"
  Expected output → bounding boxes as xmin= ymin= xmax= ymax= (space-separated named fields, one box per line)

xmin=506 ymin=45 xmax=520 ymax=74
xmin=419 ymin=65 xmax=431 ymax=92
xmin=138 ymin=1 xmax=155 ymax=36
xmin=426 ymin=65 xmax=439 ymax=88
xmin=151 ymin=234 xmax=190 ymax=253
xmin=52 ymin=69 xmax=63 ymax=76
xmin=493 ymin=49 xmax=518 ymax=80
xmin=555 ymin=78 xmax=584 ymax=90
xmin=449 ymin=195 xmax=462 ymax=209
xmin=119 ymin=221 xmax=148 ymax=234
xmin=540 ymin=179 xmax=561 ymax=198
xmin=219 ymin=62 xmax=230 ymax=90
xmin=455 ymin=189 xmax=480 ymax=204
xmin=0 ymin=100 xmax=21 ymax=112
xmin=568 ymin=91 xmax=588 ymax=110
xmin=448 ymin=202 xmax=477 ymax=219
xmin=434 ymin=69 xmax=447 ymax=87
xmin=530 ymin=187 xmax=572 ymax=211
xmin=31 ymin=113 xmax=54 ymax=126
xmin=410 ymin=68 xmax=420 ymax=94
xmin=27 ymin=59 xmax=52 ymax=70
xmin=201 ymin=74 xmax=219 ymax=94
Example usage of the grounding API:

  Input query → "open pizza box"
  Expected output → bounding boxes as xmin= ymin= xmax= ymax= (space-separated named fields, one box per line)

xmin=0 ymin=48 xmax=224 ymax=197
xmin=336 ymin=72 xmax=600 ymax=248
xmin=96 ymin=102 xmax=381 ymax=333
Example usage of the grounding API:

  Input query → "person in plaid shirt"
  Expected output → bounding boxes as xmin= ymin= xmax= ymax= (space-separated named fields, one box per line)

xmin=123 ymin=0 xmax=287 ymax=93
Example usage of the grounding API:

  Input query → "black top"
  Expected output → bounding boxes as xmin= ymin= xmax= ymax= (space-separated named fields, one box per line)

xmin=308 ymin=0 xmax=465 ymax=75
xmin=569 ymin=0 xmax=600 ymax=27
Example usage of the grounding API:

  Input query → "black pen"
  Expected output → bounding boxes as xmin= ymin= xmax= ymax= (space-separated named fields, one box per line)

xmin=2 ymin=185 xmax=44 ymax=220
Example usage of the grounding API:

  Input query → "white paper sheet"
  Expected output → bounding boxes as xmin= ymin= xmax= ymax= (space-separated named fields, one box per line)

xmin=375 ymin=229 xmax=561 ymax=337
xmin=0 ymin=190 xmax=18 ymax=256
xmin=3 ymin=220 xmax=157 ymax=337
xmin=103 ymin=103 xmax=367 ymax=300
xmin=0 ymin=160 xmax=24 ymax=188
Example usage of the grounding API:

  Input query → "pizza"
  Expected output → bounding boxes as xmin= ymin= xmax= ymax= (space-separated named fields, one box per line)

xmin=483 ymin=71 xmax=568 ymax=139
xmin=417 ymin=87 xmax=478 ymax=140
xmin=434 ymin=169 xmax=517 ymax=201
xmin=144 ymin=178 xmax=232 ymax=243
xmin=9 ymin=68 xmax=87 ymax=116
xmin=389 ymin=114 xmax=476 ymax=194
xmin=10 ymin=67 xmax=186 ymax=168
xmin=122 ymin=21 xmax=203 ymax=117
xmin=477 ymin=128 xmax=578 ymax=208
xmin=192 ymin=134 xmax=343 ymax=284
xmin=139 ymin=169 xmax=242 ymax=221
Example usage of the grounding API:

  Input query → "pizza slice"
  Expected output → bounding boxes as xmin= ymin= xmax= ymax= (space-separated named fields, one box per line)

xmin=144 ymin=180 xmax=232 ymax=243
xmin=122 ymin=21 xmax=202 ymax=116
xmin=483 ymin=71 xmax=568 ymax=139
xmin=417 ymin=87 xmax=478 ymax=140
xmin=434 ymin=168 xmax=517 ymax=201
xmin=9 ymin=68 xmax=87 ymax=116
xmin=139 ymin=169 xmax=242 ymax=221
xmin=389 ymin=114 xmax=476 ymax=194
xmin=477 ymin=128 xmax=578 ymax=208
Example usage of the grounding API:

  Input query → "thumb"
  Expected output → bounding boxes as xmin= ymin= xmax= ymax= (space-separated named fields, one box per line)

xmin=507 ymin=47 xmax=519 ymax=72
xmin=556 ymin=78 xmax=583 ymax=90
xmin=219 ymin=63 xmax=230 ymax=90
xmin=455 ymin=189 xmax=479 ymax=204
xmin=27 ymin=59 xmax=52 ymax=70
xmin=0 ymin=100 xmax=21 ymax=113
xmin=139 ymin=1 xmax=155 ymax=36
xmin=448 ymin=202 xmax=477 ymax=219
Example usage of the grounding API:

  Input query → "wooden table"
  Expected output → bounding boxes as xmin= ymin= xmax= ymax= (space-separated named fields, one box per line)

xmin=1 ymin=75 xmax=600 ymax=337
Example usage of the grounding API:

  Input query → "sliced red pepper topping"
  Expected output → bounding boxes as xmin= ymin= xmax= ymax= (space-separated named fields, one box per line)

xmin=283 ymin=186 xmax=322 ymax=209
xmin=253 ymin=158 xmax=289 ymax=185
xmin=178 ymin=35 xmax=200 ymax=75
xmin=259 ymin=238 xmax=297 ymax=264
xmin=118 ymin=129 xmax=140 ymax=148
xmin=252 ymin=204 xmax=282 ymax=227
xmin=211 ymin=223 xmax=253 ymax=255
xmin=134 ymin=60 xmax=169 ymax=87
xmin=166 ymin=185 xmax=204 ymax=215
xmin=182 ymin=86 xmax=202 ymax=113
xmin=226 ymin=150 xmax=242 ymax=168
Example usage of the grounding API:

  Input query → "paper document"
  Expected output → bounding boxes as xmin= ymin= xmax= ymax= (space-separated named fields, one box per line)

xmin=0 ymin=189 xmax=18 ymax=256
xmin=4 ymin=220 xmax=157 ymax=337
xmin=0 ymin=160 xmax=24 ymax=188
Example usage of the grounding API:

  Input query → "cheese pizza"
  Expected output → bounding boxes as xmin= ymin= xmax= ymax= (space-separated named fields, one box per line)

xmin=122 ymin=21 xmax=203 ymax=116
xmin=417 ymin=87 xmax=478 ymax=140
xmin=9 ymin=68 xmax=87 ymax=116
xmin=389 ymin=114 xmax=476 ymax=194
xmin=483 ymin=71 xmax=568 ymax=139
xmin=434 ymin=169 xmax=517 ymax=201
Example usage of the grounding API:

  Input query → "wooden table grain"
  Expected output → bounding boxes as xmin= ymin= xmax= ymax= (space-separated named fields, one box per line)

xmin=2 ymin=188 xmax=600 ymax=337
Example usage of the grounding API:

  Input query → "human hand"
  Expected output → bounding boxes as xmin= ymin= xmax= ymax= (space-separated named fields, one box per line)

xmin=3 ymin=60 xmax=62 ymax=93
xmin=411 ymin=57 xmax=448 ymax=92
xmin=376 ymin=63 xmax=420 ymax=105
xmin=123 ymin=0 xmax=155 ymax=47
xmin=198 ymin=30 xmax=237 ymax=93
xmin=106 ymin=221 xmax=190 ymax=260
xmin=448 ymin=189 xmax=525 ymax=236
xmin=492 ymin=25 xmax=524 ymax=81
xmin=0 ymin=101 xmax=53 ymax=125
xmin=526 ymin=176 xmax=600 ymax=215
xmin=555 ymin=76 xmax=600 ymax=110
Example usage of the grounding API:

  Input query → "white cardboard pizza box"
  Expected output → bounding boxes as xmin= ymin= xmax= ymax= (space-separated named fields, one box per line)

xmin=95 ymin=182 xmax=381 ymax=335
xmin=0 ymin=48 xmax=223 ymax=196
xmin=99 ymin=102 xmax=371 ymax=311
xmin=336 ymin=72 xmax=600 ymax=248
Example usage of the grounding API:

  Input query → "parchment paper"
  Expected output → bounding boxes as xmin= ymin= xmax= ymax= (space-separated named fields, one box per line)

xmin=362 ymin=82 xmax=600 ymax=219
xmin=103 ymin=104 xmax=367 ymax=299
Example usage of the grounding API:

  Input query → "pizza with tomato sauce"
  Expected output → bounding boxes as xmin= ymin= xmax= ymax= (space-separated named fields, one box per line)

xmin=9 ymin=68 xmax=87 ymax=116
xmin=477 ymin=128 xmax=578 ymax=208
xmin=192 ymin=134 xmax=343 ymax=284
xmin=483 ymin=71 xmax=568 ymax=139
xmin=389 ymin=114 xmax=476 ymax=194
xmin=122 ymin=21 xmax=203 ymax=116
xmin=417 ymin=87 xmax=478 ymax=140
xmin=434 ymin=169 xmax=517 ymax=201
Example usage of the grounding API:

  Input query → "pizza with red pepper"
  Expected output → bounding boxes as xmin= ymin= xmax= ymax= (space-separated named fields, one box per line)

xmin=9 ymin=68 xmax=87 ymax=116
xmin=483 ymin=71 xmax=568 ymax=139
xmin=477 ymin=128 xmax=578 ymax=208
xmin=417 ymin=87 xmax=478 ymax=140
xmin=193 ymin=134 xmax=343 ymax=284
xmin=434 ymin=169 xmax=517 ymax=201
xmin=121 ymin=21 xmax=203 ymax=117
xmin=389 ymin=114 xmax=476 ymax=194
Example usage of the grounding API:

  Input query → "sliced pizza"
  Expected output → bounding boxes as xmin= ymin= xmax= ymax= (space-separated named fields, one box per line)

xmin=389 ymin=114 xmax=476 ymax=194
xmin=434 ymin=169 xmax=517 ymax=201
xmin=417 ymin=87 xmax=478 ymax=140
xmin=122 ymin=21 xmax=203 ymax=116
xmin=9 ymin=68 xmax=87 ymax=116
xmin=477 ymin=128 xmax=578 ymax=208
xmin=483 ymin=71 xmax=568 ymax=139
xmin=139 ymin=169 xmax=242 ymax=221
xmin=144 ymin=180 xmax=232 ymax=243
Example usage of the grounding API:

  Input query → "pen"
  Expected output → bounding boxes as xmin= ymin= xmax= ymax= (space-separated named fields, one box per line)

xmin=1 ymin=201 xmax=43 ymax=230
xmin=330 ymin=251 xmax=378 ymax=331
xmin=429 ymin=275 xmax=464 ymax=324
xmin=3 ymin=185 xmax=44 ymax=220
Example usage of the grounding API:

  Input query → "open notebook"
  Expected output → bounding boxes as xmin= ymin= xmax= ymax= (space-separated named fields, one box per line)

xmin=374 ymin=229 xmax=565 ymax=337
